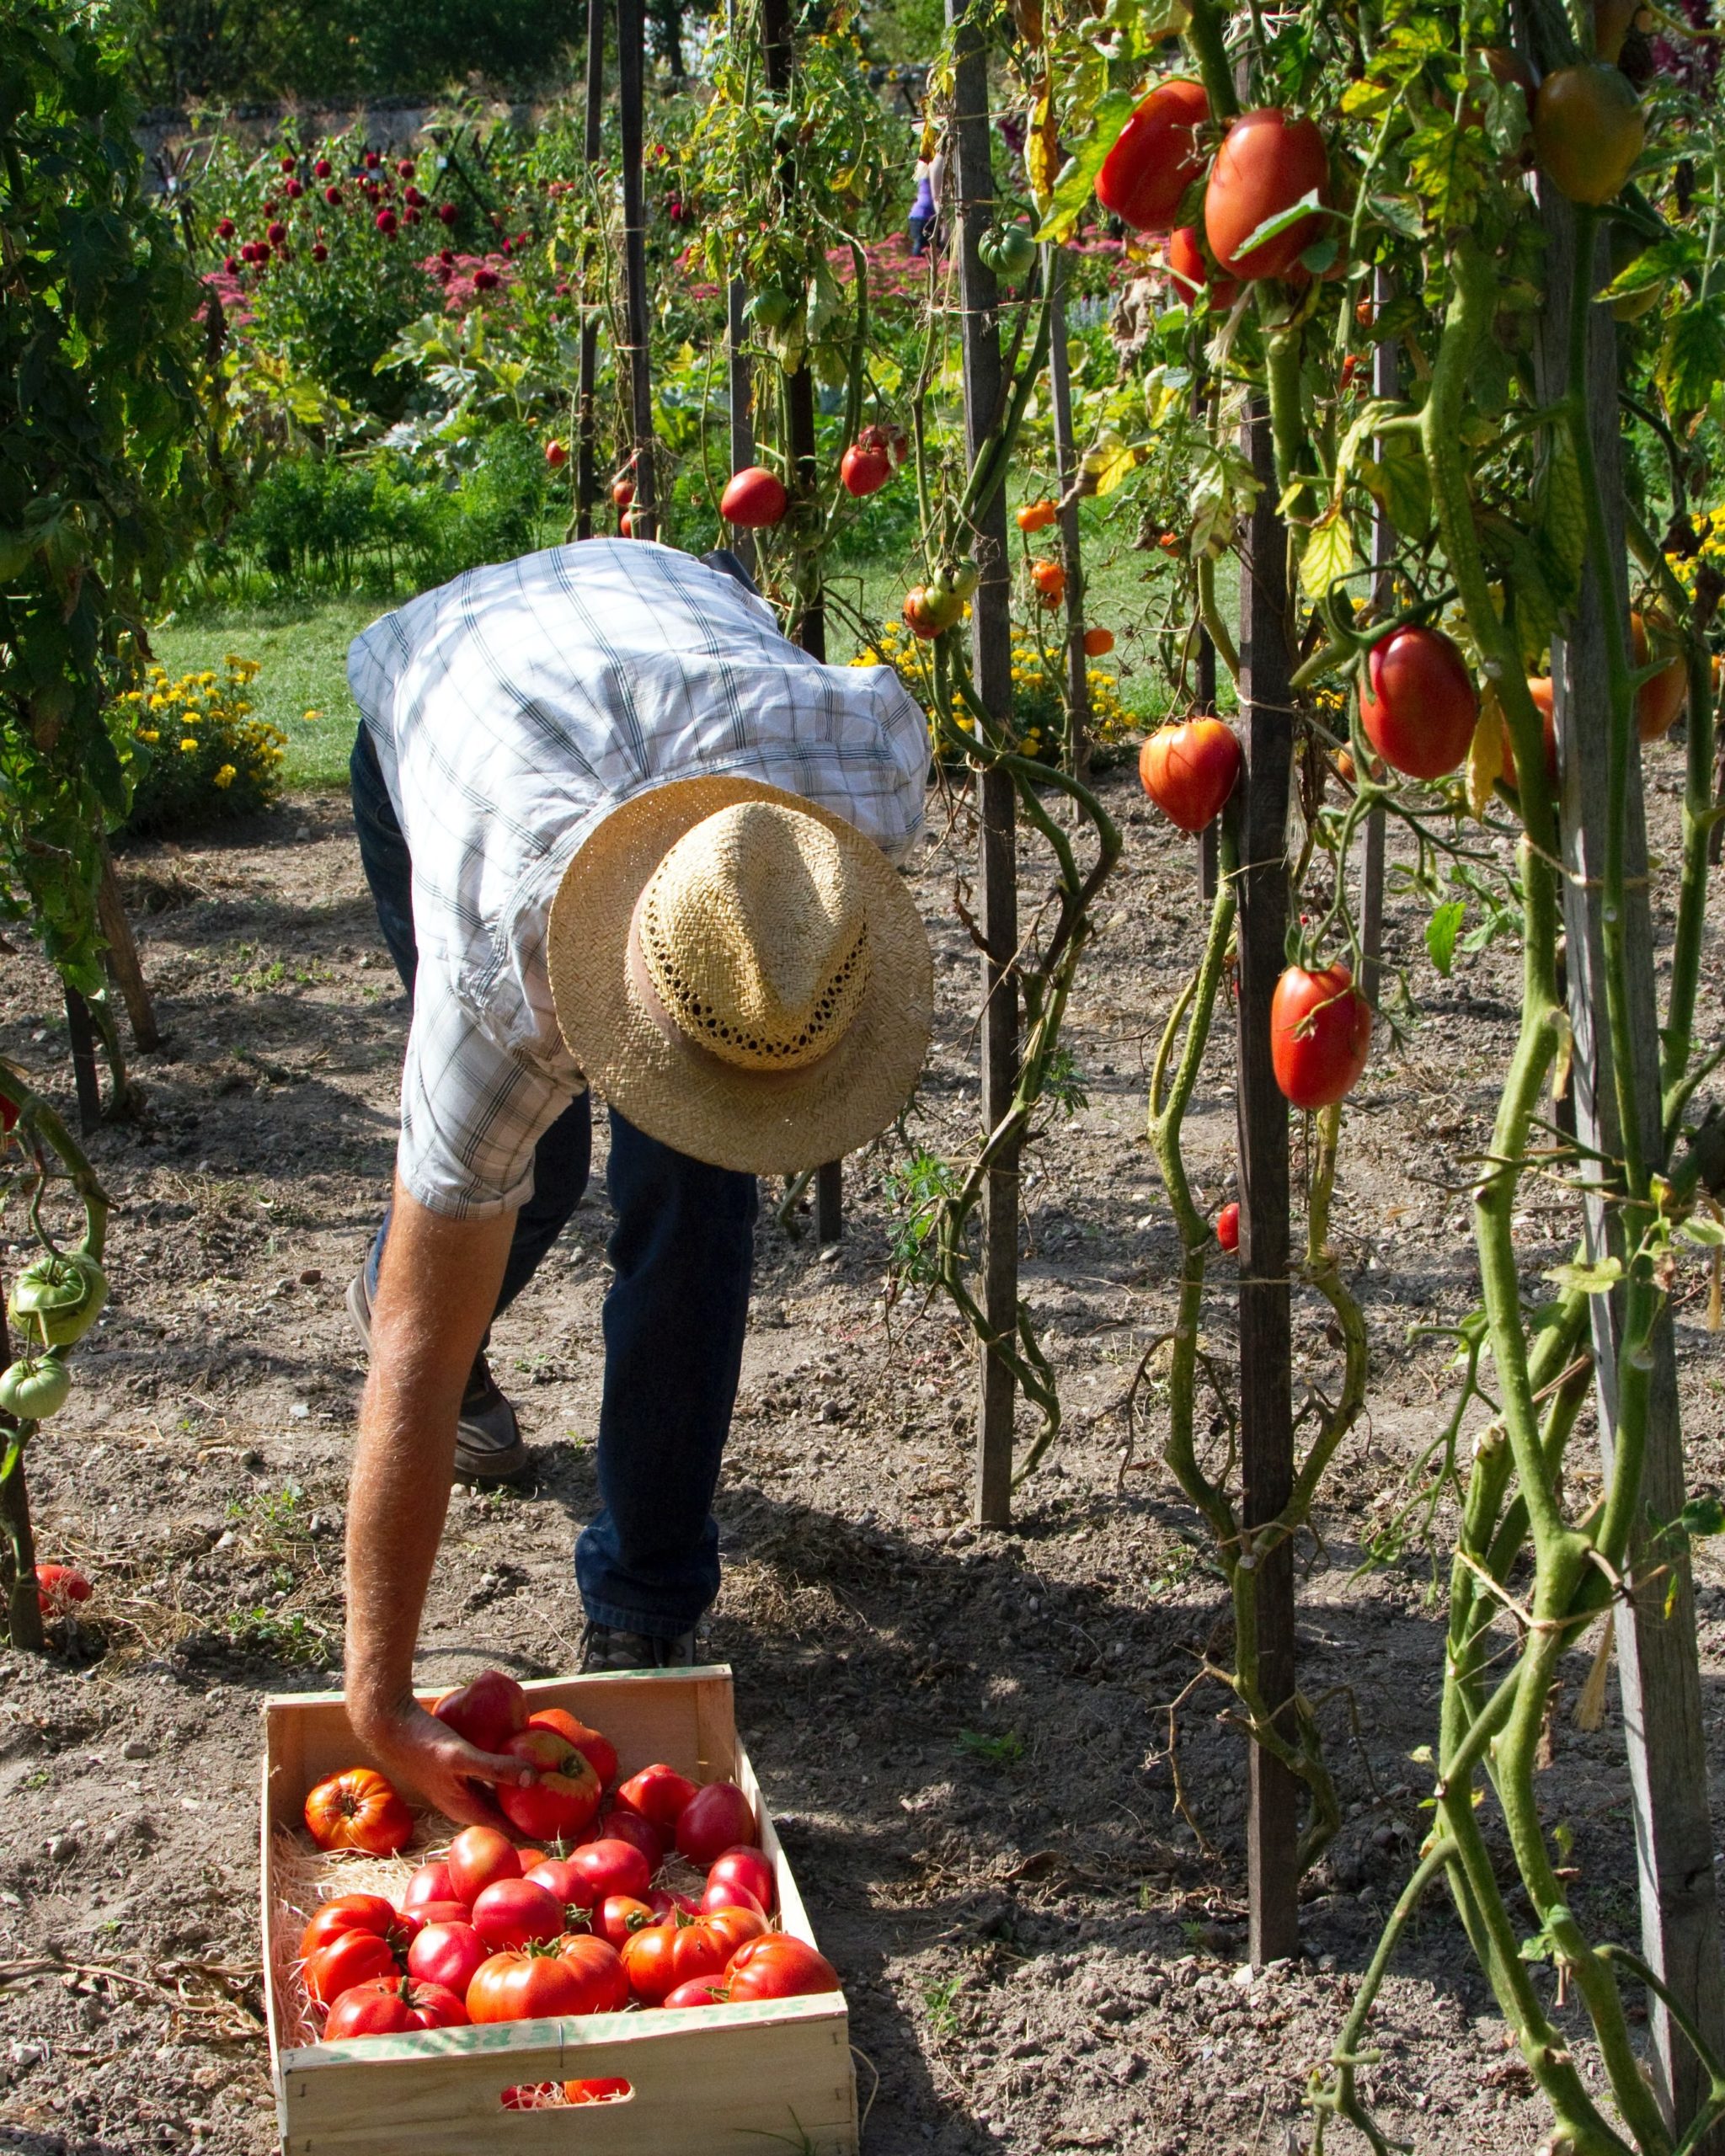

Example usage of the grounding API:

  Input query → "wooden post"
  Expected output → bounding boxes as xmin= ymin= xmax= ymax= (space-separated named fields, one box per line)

xmin=1359 ymin=270 xmax=1396 ymax=1006
xmin=574 ymin=0 xmax=606 ymax=541
xmin=1234 ymin=396 xmax=1300 ymax=1966
xmin=1539 ymin=196 xmax=1725 ymax=2147
xmin=1047 ymin=254 xmax=1090 ymax=792
xmin=0 ymin=1289 xmax=45 ymax=1652
xmin=948 ymin=0 xmax=1018 ymax=1529
xmin=63 ymin=985 xmax=102 ymax=1134
xmin=96 ymin=851 xmax=158 ymax=1054
xmin=761 ymin=0 xmax=841 ymax=1244
xmin=617 ymin=0 xmax=658 ymax=542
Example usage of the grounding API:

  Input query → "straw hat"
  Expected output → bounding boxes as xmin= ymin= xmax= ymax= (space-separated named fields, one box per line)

xmin=547 ymin=776 xmax=932 ymax=1174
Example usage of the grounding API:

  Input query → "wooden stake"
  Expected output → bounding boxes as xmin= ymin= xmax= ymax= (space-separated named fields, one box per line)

xmin=1359 ymin=270 xmax=1396 ymax=1007
xmin=1047 ymin=255 xmax=1090 ymax=791
xmin=617 ymin=0 xmax=658 ymax=542
xmin=0 ymin=1291 xmax=44 ymax=1653
xmin=1234 ymin=396 xmax=1300 ymax=1967
xmin=1538 ymin=194 xmax=1725 ymax=2149
xmin=96 ymin=851 xmax=158 ymax=1054
xmin=63 ymin=985 xmax=102 ymax=1134
xmin=948 ymin=0 xmax=1018 ymax=1529
xmin=574 ymin=0 xmax=606 ymax=541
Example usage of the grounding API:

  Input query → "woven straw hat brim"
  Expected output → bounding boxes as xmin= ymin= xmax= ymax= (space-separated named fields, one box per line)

xmin=547 ymin=776 xmax=933 ymax=1175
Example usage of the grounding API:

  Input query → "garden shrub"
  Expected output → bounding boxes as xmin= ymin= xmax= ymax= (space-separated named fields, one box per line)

xmin=118 ymin=659 xmax=286 ymax=835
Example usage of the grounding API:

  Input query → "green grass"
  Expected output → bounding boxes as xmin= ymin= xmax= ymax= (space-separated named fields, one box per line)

xmin=148 ymin=522 xmax=1232 ymax=800
xmin=151 ymin=594 xmax=385 ymax=792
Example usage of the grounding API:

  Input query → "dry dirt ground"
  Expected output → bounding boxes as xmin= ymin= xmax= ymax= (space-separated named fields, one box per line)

xmin=2 ymin=744 xmax=1723 ymax=2156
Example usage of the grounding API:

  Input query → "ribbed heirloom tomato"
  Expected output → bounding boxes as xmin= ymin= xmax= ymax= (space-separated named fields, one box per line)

xmin=1139 ymin=718 xmax=1242 ymax=833
xmin=1094 ymin=78 xmax=1210 ymax=232
xmin=323 ymin=1977 xmax=468 ymax=2039
xmin=299 ymin=1895 xmax=416 ymax=1964
xmin=1204 ymin=109 xmax=1330 ymax=281
xmin=1359 ymin=626 xmax=1478 ymax=781
xmin=497 ymin=1726 xmax=601 ymax=1843
xmin=467 ymin=1938 xmax=628 ymax=2023
xmin=1269 ymin=965 xmax=1373 ymax=1110
xmin=303 ymin=1927 xmax=401 ymax=2006
xmin=724 ymin=1935 xmax=841 ymax=2001
xmin=303 ymin=1768 xmax=411 ymax=1856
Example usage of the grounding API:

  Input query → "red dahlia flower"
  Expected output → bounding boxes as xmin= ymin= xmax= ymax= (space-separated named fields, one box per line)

xmin=312 ymin=243 xmax=328 ymax=262
xmin=437 ymin=202 xmax=457 ymax=225
xmin=314 ymin=157 xmax=332 ymax=178
xmin=325 ymin=184 xmax=342 ymax=205
xmin=365 ymin=150 xmax=380 ymax=168
xmin=216 ymin=216 xmax=235 ymax=238
xmin=286 ymin=179 xmax=303 ymax=197
xmin=398 ymin=158 xmax=414 ymax=177
xmin=376 ymin=209 xmax=398 ymax=234
xmin=267 ymin=221 xmax=286 ymax=244
xmin=473 ymin=265 xmax=499 ymax=289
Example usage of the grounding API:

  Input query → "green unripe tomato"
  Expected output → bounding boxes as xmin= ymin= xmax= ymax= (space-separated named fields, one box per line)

xmin=0 ymin=1353 xmax=71 ymax=1422
xmin=983 ymin=223 xmax=1037 ymax=284
xmin=934 ymin=558 xmax=981 ymax=602
xmin=9 ymin=1250 xmax=108 ymax=1349
xmin=745 ymin=285 xmax=795 ymax=331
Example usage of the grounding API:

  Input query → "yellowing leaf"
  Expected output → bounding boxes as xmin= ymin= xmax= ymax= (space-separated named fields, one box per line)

xmin=1092 ymin=437 xmax=1146 ymax=495
xmin=1467 ymin=687 xmax=1504 ymax=819
xmin=1300 ymin=507 xmax=1357 ymax=600
xmin=1027 ymin=90 xmax=1060 ymax=211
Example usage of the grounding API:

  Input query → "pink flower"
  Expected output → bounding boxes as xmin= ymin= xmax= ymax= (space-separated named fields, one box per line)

xmin=240 ymin=242 xmax=259 ymax=262
xmin=403 ymin=206 xmax=419 ymax=224
xmin=404 ymin=185 xmax=424 ymax=206
xmin=376 ymin=209 xmax=398 ymax=235
xmin=500 ymin=239 xmax=512 ymax=256
xmin=254 ymin=242 xmax=271 ymax=263
xmin=224 ymin=253 xmax=239 ymax=273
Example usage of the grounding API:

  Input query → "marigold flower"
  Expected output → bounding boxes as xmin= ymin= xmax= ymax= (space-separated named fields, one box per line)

xmin=213 ymin=765 xmax=238 ymax=789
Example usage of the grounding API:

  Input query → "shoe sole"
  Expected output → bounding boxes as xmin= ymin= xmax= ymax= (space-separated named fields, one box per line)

xmin=346 ymin=1267 xmax=532 ymax=1485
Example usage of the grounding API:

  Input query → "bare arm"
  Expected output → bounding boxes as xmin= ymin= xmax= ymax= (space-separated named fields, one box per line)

xmin=344 ymin=1176 xmax=531 ymax=1826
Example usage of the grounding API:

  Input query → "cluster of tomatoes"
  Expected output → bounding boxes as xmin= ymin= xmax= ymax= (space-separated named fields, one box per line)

xmin=708 ymin=423 xmax=910 ymax=539
xmin=296 ymin=1672 xmax=838 ymax=2047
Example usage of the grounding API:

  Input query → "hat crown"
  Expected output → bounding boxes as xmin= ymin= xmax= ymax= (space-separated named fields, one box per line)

xmin=638 ymin=800 xmax=871 ymax=1070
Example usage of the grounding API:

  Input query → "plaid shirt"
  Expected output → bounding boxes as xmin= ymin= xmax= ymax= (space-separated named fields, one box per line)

xmin=348 ymin=540 xmax=930 ymax=1219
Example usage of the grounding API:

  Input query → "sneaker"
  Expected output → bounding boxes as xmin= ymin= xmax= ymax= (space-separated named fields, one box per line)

xmin=579 ymin=1623 xmax=699 ymax=1673
xmin=345 ymin=1267 xmax=531 ymax=1484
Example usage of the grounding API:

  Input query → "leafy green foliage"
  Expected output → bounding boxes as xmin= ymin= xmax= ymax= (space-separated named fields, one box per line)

xmin=1 ymin=0 xmax=210 ymax=994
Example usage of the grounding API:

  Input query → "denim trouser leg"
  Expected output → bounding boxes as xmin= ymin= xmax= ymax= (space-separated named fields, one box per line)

xmin=574 ymin=1109 xmax=757 ymax=1637
xmin=349 ymin=727 xmax=593 ymax=1337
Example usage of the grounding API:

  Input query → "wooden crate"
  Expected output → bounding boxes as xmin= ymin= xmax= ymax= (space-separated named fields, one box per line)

xmin=262 ymin=1667 xmax=857 ymax=2155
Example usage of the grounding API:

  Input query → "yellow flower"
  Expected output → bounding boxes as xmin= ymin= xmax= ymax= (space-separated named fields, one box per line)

xmin=213 ymin=764 xmax=237 ymax=789
xmin=149 ymin=693 xmax=168 ymax=711
xmin=139 ymin=728 xmax=160 ymax=744
xmin=200 ymin=671 xmax=217 ymax=687
xmin=302 ymin=708 xmax=323 ymax=722
xmin=180 ymin=738 xmax=199 ymax=753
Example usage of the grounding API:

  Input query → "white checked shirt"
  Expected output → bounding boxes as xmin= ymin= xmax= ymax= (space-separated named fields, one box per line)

xmin=348 ymin=540 xmax=931 ymax=1219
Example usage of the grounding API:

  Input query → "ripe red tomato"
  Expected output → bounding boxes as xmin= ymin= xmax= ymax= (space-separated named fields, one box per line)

xmin=708 ymin=1846 xmax=776 ymax=1913
xmin=565 ymin=2078 xmax=633 ymax=2103
xmin=446 ymin=1826 xmax=521 ymax=1905
xmin=724 ymin=1935 xmax=841 ymax=2001
xmin=467 ymin=1940 xmax=627 ymax=2023
xmin=563 ymin=1839 xmax=652 ymax=1908
xmin=1204 ymin=109 xmax=1330 ymax=281
xmin=595 ymin=1807 xmax=664 ymax=1870
xmin=402 ymin=1862 xmax=456 ymax=1909
xmin=662 ymin=1977 xmax=727 ymax=2010
xmin=299 ymin=1895 xmax=414 ymax=1964
xmin=1216 ymin=1202 xmax=1240 ymax=1253
xmin=407 ymin=1919 xmax=489 ymax=1998
xmin=1503 ymin=680 xmax=1560 ymax=792
xmin=615 ymin=1764 xmax=698 ymax=1829
xmin=611 ymin=477 xmax=635 ymax=510
xmin=1082 ymin=627 xmax=1115 ymax=657
xmin=1269 ymin=964 xmax=1373 ymax=1110
xmin=841 ymin=441 xmax=891 ymax=497
xmin=620 ymin=1924 xmax=681 ymax=2004
xmin=1029 ymin=559 xmax=1066 ymax=609
xmin=544 ymin=440 xmax=568 ymax=468
xmin=1139 ymin=718 xmax=1242 ymax=833
xmin=526 ymin=1709 xmax=618 ymax=1791
xmin=720 ymin=466 xmax=788 ymax=529
xmin=497 ymin=1727 xmax=602 ymax=1844
xmin=303 ymin=1928 xmax=400 ymax=2007
xmin=34 ymin=1563 xmax=90 ymax=1614
xmin=1532 ymin=64 xmax=1644 ymax=206
xmin=1359 ymin=626 xmax=1478 ymax=781
xmin=303 ymin=1769 xmax=411 ymax=1856
xmin=701 ymin=1878 xmax=765 ymax=1918
xmin=700 ymin=1904 xmax=768 ymax=1959
xmin=554 ymin=1934 xmax=632 ymax=2015
xmin=1632 ymin=612 xmax=1687 ymax=740
xmin=1016 ymin=500 xmax=1056 ymax=533
xmin=594 ymin=1894 xmax=658 ymax=1950
xmin=676 ymin=1783 xmax=756 ymax=1865
xmin=1095 ymin=78 xmax=1210 ymax=232
xmin=432 ymin=1669 xmax=528 ymax=1753
xmin=471 ymin=1877 xmax=567 ymax=1951
xmin=324 ymin=1977 xmax=468 ymax=2039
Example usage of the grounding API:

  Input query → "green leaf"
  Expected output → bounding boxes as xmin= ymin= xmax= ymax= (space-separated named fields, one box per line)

xmin=1035 ymin=91 xmax=1137 ymax=246
xmin=1678 ymin=1215 xmax=1725 ymax=1249
xmin=1426 ymin=899 xmax=1466 ymax=978
xmin=1659 ymin=301 xmax=1725 ymax=420
xmin=1680 ymin=1497 xmax=1725 ymax=1539
xmin=1300 ymin=506 xmax=1357 ymax=600
xmin=1358 ymin=435 xmax=1432 ymax=541
xmin=1546 ymin=1257 xmax=1623 ymax=1295
xmin=1366 ymin=191 xmax=1427 ymax=242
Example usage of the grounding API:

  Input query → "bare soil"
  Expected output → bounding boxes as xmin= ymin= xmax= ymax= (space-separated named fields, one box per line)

xmin=3 ymin=744 xmax=1723 ymax=2156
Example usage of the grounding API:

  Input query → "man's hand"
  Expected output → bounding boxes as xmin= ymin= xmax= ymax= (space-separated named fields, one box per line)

xmin=352 ymin=1692 xmax=535 ymax=1832
xmin=344 ymin=1180 xmax=516 ymax=1818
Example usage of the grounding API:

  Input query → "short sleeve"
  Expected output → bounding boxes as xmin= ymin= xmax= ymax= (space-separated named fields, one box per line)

xmin=396 ymin=977 xmax=579 ymax=1219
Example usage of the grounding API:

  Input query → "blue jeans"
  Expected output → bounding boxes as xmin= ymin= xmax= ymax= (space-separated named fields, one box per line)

xmin=350 ymin=727 xmax=758 ymax=1637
